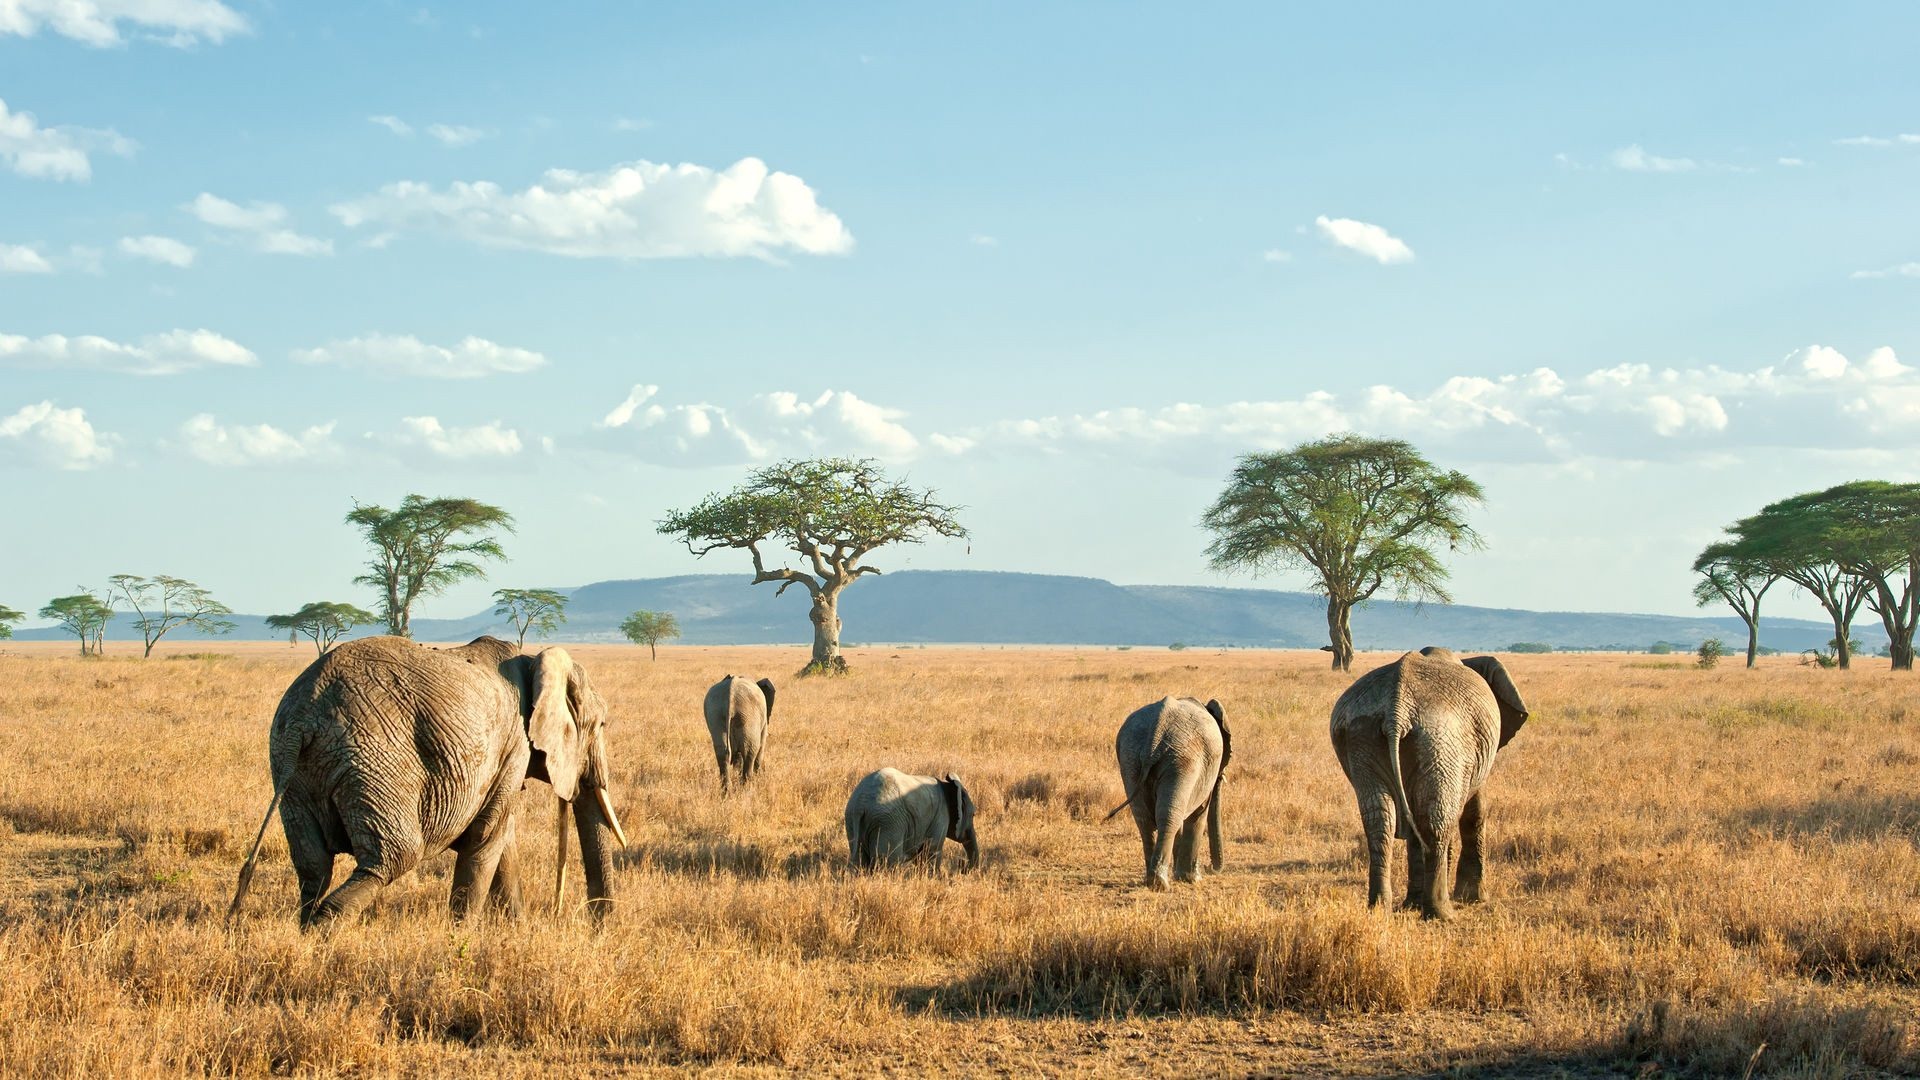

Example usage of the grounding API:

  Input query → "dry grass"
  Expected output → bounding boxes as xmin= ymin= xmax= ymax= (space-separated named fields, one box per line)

xmin=1 ymin=640 xmax=1916 ymax=1076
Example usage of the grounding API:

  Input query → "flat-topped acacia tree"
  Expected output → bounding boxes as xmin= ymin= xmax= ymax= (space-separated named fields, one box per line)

xmin=658 ymin=458 xmax=967 ymax=675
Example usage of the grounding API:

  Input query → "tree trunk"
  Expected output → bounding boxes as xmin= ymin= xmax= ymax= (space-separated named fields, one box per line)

xmin=649 ymin=642 xmax=657 ymax=661
xmin=1890 ymin=634 xmax=1915 ymax=672
xmin=1324 ymin=597 xmax=1354 ymax=672
xmin=805 ymin=589 xmax=847 ymax=675
xmin=1744 ymin=617 xmax=1759 ymax=669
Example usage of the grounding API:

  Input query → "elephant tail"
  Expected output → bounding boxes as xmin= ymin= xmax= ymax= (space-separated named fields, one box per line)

xmin=1385 ymin=696 xmax=1429 ymax=856
xmin=226 ymin=774 xmax=287 ymax=922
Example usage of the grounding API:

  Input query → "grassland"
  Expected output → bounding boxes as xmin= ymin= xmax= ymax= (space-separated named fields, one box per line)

xmin=0 ymin=640 xmax=1915 ymax=1077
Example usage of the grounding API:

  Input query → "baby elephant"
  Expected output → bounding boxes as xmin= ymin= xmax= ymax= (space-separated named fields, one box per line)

xmin=844 ymin=768 xmax=980 ymax=871
xmin=1108 ymin=696 xmax=1232 ymax=890
xmin=703 ymin=674 xmax=775 ymax=792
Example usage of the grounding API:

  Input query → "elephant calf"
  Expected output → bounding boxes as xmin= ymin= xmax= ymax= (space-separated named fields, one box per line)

xmin=844 ymin=768 xmax=980 ymax=871
xmin=704 ymin=674 xmax=776 ymax=792
xmin=1330 ymin=646 xmax=1528 ymax=920
xmin=1108 ymin=696 xmax=1231 ymax=891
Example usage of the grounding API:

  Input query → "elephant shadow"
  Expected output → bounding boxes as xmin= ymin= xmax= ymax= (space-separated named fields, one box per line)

xmin=1730 ymin=788 xmax=1919 ymax=848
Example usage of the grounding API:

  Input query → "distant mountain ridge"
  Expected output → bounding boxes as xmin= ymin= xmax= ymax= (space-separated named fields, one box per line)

xmin=8 ymin=570 xmax=1878 ymax=654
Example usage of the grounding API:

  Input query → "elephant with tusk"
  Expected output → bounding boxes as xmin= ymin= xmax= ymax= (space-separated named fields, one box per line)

xmin=1108 ymin=696 xmax=1232 ymax=890
xmin=844 ymin=768 xmax=980 ymax=872
xmin=229 ymin=635 xmax=630 ymax=929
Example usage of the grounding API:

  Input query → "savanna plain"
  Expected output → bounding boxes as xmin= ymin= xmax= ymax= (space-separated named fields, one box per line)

xmin=0 ymin=642 xmax=1916 ymax=1077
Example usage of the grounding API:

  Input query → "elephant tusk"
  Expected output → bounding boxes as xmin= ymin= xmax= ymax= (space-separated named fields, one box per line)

xmin=594 ymin=786 xmax=630 ymax=850
xmin=553 ymin=796 xmax=570 ymax=915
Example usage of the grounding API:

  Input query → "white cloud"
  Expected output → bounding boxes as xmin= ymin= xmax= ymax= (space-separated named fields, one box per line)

xmin=969 ymin=234 xmax=998 ymax=247
xmin=1261 ymin=249 xmax=1292 ymax=263
xmin=178 ymin=414 xmax=338 ymax=465
xmin=331 ymin=157 xmax=853 ymax=260
xmin=118 ymin=234 xmax=195 ymax=268
xmin=0 ymin=0 xmax=245 ymax=46
xmin=369 ymin=115 xmax=413 ymax=137
xmin=0 ymin=401 xmax=112 ymax=469
xmin=1850 ymin=262 xmax=1920 ymax=280
xmin=1777 ymin=157 xmax=1805 ymax=167
xmin=0 ymin=242 xmax=52 ymax=273
xmin=611 ymin=116 xmax=652 ymax=132
xmin=1834 ymin=134 xmax=1920 ymax=148
xmin=599 ymin=385 xmax=918 ymax=465
xmin=0 ymin=98 xmax=134 ymax=182
xmin=426 ymin=123 xmax=488 ymax=147
xmin=187 ymin=193 xmax=334 ymax=256
xmin=388 ymin=416 xmax=523 ymax=459
xmin=1609 ymin=144 xmax=1697 ymax=172
xmin=0 ymin=328 xmax=255 ymax=375
xmin=291 ymin=334 xmax=546 ymax=378
xmin=1314 ymin=215 xmax=1414 ymax=264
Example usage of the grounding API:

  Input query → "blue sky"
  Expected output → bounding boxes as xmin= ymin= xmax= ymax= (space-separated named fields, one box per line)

xmin=3 ymin=2 xmax=1917 ymax=627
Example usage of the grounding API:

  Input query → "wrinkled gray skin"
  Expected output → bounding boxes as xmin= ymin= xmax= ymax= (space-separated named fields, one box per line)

xmin=844 ymin=767 xmax=980 ymax=871
xmin=1113 ymin=696 xmax=1232 ymax=891
xmin=267 ymin=636 xmax=622 ymax=929
xmin=1329 ymin=646 xmax=1528 ymax=920
xmin=703 ymin=674 xmax=776 ymax=792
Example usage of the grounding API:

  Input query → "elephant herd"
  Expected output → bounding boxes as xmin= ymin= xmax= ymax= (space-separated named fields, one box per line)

xmin=228 ymin=636 xmax=1527 ymax=929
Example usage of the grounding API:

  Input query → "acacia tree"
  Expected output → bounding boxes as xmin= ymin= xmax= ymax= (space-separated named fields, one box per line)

xmin=108 ymin=574 xmax=235 ymax=658
xmin=1691 ymin=542 xmax=1780 ymax=669
xmin=492 ymin=588 xmax=569 ymax=649
xmin=1202 ymin=434 xmax=1484 ymax=672
xmin=265 ymin=601 xmax=377 ymax=656
xmin=0 ymin=604 xmax=22 ymax=639
xmin=658 ymin=458 xmax=967 ymax=675
xmin=40 ymin=592 xmax=113 ymax=656
xmin=1726 ymin=495 xmax=1871 ymax=670
xmin=619 ymin=610 xmax=680 ymax=660
xmin=1787 ymin=481 xmax=1920 ymax=671
xmin=347 ymin=495 xmax=513 ymax=637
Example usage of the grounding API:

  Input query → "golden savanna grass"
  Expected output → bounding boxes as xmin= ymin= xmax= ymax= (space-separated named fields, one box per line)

xmin=1 ymin=640 xmax=1916 ymax=1076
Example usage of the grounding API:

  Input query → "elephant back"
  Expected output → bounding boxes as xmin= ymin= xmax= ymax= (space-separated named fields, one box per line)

xmin=1117 ymin=696 xmax=1224 ymax=776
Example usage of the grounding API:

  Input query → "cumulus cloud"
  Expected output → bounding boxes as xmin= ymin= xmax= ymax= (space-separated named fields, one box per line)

xmin=1851 ymin=262 xmax=1920 ymax=280
xmin=386 ymin=416 xmax=523 ymax=459
xmin=368 ymin=115 xmax=413 ymax=136
xmin=599 ymin=386 xmax=917 ymax=465
xmin=178 ymin=414 xmax=338 ymax=465
xmin=426 ymin=123 xmax=488 ymax=147
xmin=1314 ymin=215 xmax=1414 ymax=264
xmin=291 ymin=334 xmax=546 ymax=378
xmin=926 ymin=345 xmax=1920 ymax=469
xmin=118 ymin=234 xmax=195 ymax=267
xmin=0 ymin=328 xmax=255 ymax=375
xmin=187 ymin=193 xmax=333 ymax=256
xmin=1834 ymin=134 xmax=1920 ymax=148
xmin=331 ymin=157 xmax=854 ymax=260
xmin=0 ymin=0 xmax=245 ymax=46
xmin=1609 ymin=144 xmax=1697 ymax=172
xmin=0 ymin=401 xmax=112 ymax=469
xmin=1261 ymin=249 xmax=1292 ymax=263
xmin=0 ymin=242 xmax=52 ymax=273
xmin=0 ymin=98 xmax=135 ymax=182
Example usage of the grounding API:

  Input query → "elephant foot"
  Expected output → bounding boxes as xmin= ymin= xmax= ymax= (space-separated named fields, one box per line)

xmin=1419 ymin=903 xmax=1455 ymax=922
xmin=1454 ymin=881 xmax=1484 ymax=905
xmin=1147 ymin=873 xmax=1170 ymax=892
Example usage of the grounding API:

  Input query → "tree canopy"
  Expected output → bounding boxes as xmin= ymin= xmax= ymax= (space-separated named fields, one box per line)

xmin=1719 ymin=489 xmax=1876 ymax=669
xmin=493 ymin=588 xmax=569 ymax=650
xmin=619 ymin=609 xmax=681 ymax=660
xmin=266 ymin=601 xmax=378 ymax=656
xmin=657 ymin=458 xmax=966 ymax=674
xmin=0 ymin=604 xmax=22 ymax=640
xmin=1201 ymin=433 xmax=1483 ymax=671
xmin=108 ymin=574 xmax=235 ymax=658
xmin=1691 ymin=541 xmax=1779 ymax=669
xmin=39 ymin=592 xmax=113 ymax=656
xmin=347 ymin=495 xmax=513 ymax=637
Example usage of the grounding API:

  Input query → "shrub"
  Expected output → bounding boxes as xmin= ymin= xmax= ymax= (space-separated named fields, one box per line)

xmin=1509 ymin=642 xmax=1553 ymax=654
xmin=1696 ymin=638 xmax=1725 ymax=669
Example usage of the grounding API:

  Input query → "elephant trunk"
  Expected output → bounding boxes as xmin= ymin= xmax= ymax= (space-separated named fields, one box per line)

xmin=1206 ymin=775 xmax=1225 ymax=871
xmin=960 ymin=827 xmax=980 ymax=872
xmin=573 ymin=791 xmax=617 ymax=920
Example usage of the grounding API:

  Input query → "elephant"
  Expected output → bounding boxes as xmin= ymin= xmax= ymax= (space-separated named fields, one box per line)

xmin=703 ymin=674 xmax=776 ymax=792
xmin=228 ymin=635 xmax=630 ymax=929
xmin=1329 ymin=646 xmax=1528 ymax=920
xmin=843 ymin=767 xmax=980 ymax=871
xmin=1107 ymin=696 xmax=1232 ymax=891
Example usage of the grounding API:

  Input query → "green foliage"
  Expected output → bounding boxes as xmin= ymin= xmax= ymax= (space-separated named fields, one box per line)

xmin=1648 ymin=642 xmax=1675 ymax=655
xmin=1201 ymin=433 xmax=1483 ymax=669
xmin=265 ymin=601 xmax=378 ymax=656
xmin=39 ymin=592 xmax=113 ymax=655
xmin=108 ymin=574 xmax=235 ymax=658
xmin=347 ymin=495 xmax=513 ymax=637
xmin=1509 ymin=642 xmax=1554 ymax=653
xmin=1696 ymin=638 xmax=1726 ymax=669
xmin=1167 ymin=641 xmax=1189 ymax=652
xmin=0 ymin=604 xmax=22 ymax=640
xmin=492 ymin=588 xmax=568 ymax=649
xmin=619 ymin=610 xmax=681 ymax=660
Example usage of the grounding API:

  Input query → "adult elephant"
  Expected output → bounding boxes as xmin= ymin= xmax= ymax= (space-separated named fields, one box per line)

xmin=1329 ymin=646 xmax=1528 ymax=920
xmin=703 ymin=674 xmax=776 ymax=792
xmin=1107 ymin=696 xmax=1231 ymax=891
xmin=844 ymin=768 xmax=980 ymax=871
xmin=229 ymin=636 xmax=630 ymax=929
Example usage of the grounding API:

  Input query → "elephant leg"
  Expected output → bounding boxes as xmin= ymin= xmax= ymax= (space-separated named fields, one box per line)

xmin=1172 ymin=811 xmax=1203 ymax=883
xmin=283 ymin=804 xmax=335 ymax=929
xmin=309 ymin=864 xmax=388 ymax=929
xmin=1148 ymin=795 xmax=1180 ymax=892
xmin=489 ymin=823 xmax=524 ymax=918
xmin=1401 ymin=838 xmax=1426 ymax=911
xmin=1127 ymin=796 xmax=1157 ymax=887
xmin=1421 ymin=825 xmax=1455 ymax=921
xmin=1455 ymin=792 xmax=1485 ymax=904
xmin=1357 ymin=789 xmax=1394 ymax=909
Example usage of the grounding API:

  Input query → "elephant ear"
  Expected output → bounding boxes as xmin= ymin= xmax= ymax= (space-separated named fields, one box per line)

xmin=757 ymin=678 xmax=776 ymax=722
xmin=527 ymin=647 xmax=584 ymax=801
xmin=1462 ymin=655 xmax=1529 ymax=748
xmin=1204 ymin=698 xmax=1231 ymax=772
xmin=941 ymin=773 xmax=964 ymax=836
